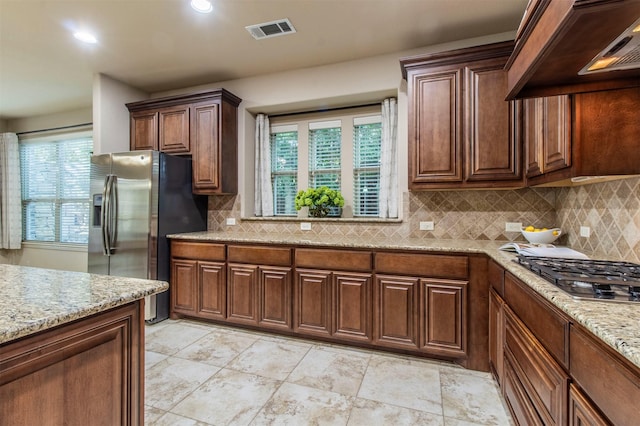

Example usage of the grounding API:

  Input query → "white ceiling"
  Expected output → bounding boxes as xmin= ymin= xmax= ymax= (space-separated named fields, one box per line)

xmin=0 ymin=0 xmax=527 ymax=120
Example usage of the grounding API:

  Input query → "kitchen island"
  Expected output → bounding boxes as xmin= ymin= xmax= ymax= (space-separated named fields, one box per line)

xmin=0 ymin=264 xmax=168 ymax=425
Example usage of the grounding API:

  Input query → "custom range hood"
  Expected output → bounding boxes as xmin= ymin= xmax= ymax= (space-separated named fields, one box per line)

xmin=505 ymin=0 xmax=640 ymax=99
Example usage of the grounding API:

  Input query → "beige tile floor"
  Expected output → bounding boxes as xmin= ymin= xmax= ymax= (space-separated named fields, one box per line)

xmin=145 ymin=319 xmax=513 ymax=425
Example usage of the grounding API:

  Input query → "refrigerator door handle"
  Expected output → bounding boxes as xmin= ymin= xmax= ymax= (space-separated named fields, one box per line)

xmin=101 ymin=175 xmax=111 ymax=255
xmin=109 ymin=175 xmax=118 ymax=252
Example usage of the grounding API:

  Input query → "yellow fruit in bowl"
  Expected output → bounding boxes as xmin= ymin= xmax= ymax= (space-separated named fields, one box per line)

xmin=552 ymin=230 xmax=559 ymax=236
xmin=524 ymin=225 xmax=534 ymax=232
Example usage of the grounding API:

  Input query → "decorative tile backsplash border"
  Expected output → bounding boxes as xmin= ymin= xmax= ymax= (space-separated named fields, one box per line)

xmin=208 ymin=176 xmax=640 ymax=261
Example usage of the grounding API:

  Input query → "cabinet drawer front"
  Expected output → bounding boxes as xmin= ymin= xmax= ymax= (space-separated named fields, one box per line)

xmin=570 ymin=325 xmax=639 ymax=426
xmin=504 ymin=307 xmax=568 ymax=426
xmin=488 ymin=259 xmax=505 ymax=296
xmin=295 ymin=248 xmax=372 ymax=271
xmin=171 ymin=241 xmax=226 ymax=261
xmin=228 ymin=245 xmax=292 ymax=266
xmin=503 ymin=356 xmax=545 ymax=426
xmin=375 ymin=252 xmax=468 ymax=279
xmin=504 ymin=272 xmax=568 ymax=367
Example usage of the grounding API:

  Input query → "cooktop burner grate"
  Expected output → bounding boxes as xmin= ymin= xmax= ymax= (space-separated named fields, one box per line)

xmin=515 ymin=255 xmax=640 ymax=303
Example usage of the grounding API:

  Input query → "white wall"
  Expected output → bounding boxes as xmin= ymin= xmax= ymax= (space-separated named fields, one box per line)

xmin=154 ymin=31 xmax=515 ymax=217
xmin=0 ymin=244 xmax=88 ymax=272
xmin=93 ymin=73 xmax=148 ymax=154
xmin=6 ymin=107 xmax=92 ymax=134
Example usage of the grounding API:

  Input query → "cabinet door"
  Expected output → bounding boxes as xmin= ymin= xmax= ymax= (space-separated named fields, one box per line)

xmin=569 ymin=384 xmax=610 ymax=426
xmin=198 ymin=261 xmax=226 ymax=320
xmin=171 ymin=259 xmax=197 ymax=315
xmin=407 ymin=67 xmax=463 ymax=186
xmin=465 ymin=58 xmax=522 ymax=183
xmin=503 ymin=355 xmax=545 ymax=426
xmin=227 ymin=264 xmax=258 ymax=325
xmin=192 ymin=102 xmax=221 ymax=193
xmin=258 ymin=266 xmax=292 ymax=330
xmin=524 ymin=98 xmax=543 ymax=178
xmin=294 ymin=269 xmax=332 ymax=337
xmin=333 ymin=272 xmax=372 ymax=342
xmin=489 ymin=289 xmax=505 ymax=385
xmin=420 ymin=279 xmax=467 ymax=357
xmin=542 ymin=95 xmax=571 ymax=173
xmin=159 ymin=105 xmax=190 ymax=154
xmin=130 ymin=110 xmax=158 ymax=151
xmin=504 ymin=306 xmax=568 ymax=426
xmin=373 ymin=275 xmax=419 ymax=349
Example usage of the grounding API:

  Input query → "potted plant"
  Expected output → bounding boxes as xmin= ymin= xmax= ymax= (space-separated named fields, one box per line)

xmin=294 ymin=186 xmax=345 ymax=218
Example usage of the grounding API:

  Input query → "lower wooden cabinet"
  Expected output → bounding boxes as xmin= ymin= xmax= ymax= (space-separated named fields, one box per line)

xmin=489 ymin=288 xmax=505 ymax=385
xmin=374 ymin=275 xmax=419 ymax=350
xmin=294 ymin=269 xmax=372 ymax=341
xmin=1 ymin=303 xmax=144 ymax=425
xmin=569 ymin=384 xmax=610 ymax=426
xmin=170 ymin=240 xmax=483 ymax=369
xmin=503 ymin=306 xmax=569 ymax=425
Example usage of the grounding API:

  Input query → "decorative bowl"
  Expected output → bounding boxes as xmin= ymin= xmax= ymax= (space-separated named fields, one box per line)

xmin=521 ymin=227 xmax=562 ymax=245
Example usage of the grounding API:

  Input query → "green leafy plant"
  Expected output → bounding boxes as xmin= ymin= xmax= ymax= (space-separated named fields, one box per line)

xmin=294 ymin=186 xmax=345 ymax=217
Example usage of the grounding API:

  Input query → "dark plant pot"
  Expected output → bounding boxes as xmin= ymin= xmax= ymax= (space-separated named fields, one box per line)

xmin=308 ymin=205 xmax=341 ymax=218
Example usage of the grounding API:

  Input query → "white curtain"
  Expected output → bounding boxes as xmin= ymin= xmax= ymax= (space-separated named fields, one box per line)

xmin=254 ymin=114 xmax=274 ymax=216
xmin=379 ymin=98 xmax=398 ymax=218
xmin=0 ymin=132 xmax=22 ymax=249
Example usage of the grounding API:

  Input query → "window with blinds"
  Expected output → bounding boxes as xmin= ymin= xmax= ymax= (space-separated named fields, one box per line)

xmin=20 ymin=136 xmax=93 ymax=243
xmin=353 ymin=116 xmax=382 ymax=217
xmin=309 ymin=120 xmax=341 ymax=191
xmin=270 ymin=126 xmax=298 ymax=216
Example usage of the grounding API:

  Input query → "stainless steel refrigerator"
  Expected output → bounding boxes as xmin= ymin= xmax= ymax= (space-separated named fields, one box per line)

xmin=88 ymin=151 xmax=207 ymax=323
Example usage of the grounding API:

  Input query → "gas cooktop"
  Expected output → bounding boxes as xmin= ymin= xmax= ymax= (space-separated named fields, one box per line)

xmin=515 ymin=255 xmax=640 ymax=303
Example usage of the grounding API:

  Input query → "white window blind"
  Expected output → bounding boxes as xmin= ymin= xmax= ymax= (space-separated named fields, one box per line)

xmin=20 ymin=137 xmax=93 ymax=243
xmin=309 ymin=120 xmax=341 ymax=191
xmin=353 ymin=116 xmax=382 ymax=217
xmin=270 ymin=126 xmax=298 ymax=216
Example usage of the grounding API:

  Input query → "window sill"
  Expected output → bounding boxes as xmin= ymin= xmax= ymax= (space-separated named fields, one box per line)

xmin=243 ymin=216 xmax=402 ymax=224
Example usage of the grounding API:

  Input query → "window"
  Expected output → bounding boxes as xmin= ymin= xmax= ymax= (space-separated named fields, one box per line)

xmin=353 ymin=117 xmax=382 ymax=216
xmin=20 ymin=135 xmax=93 ymax=243
xmin=268 ymin=106 xmax=387 ymax=218
xmin=270 ymin=126 xmax=298 ymax=216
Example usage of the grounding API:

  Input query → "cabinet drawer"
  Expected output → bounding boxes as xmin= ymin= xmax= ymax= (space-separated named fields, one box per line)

xmin=504 ymin=307 xmax=568 ymax=426
xmin=375 ymin=252 xmax=468 ymax=279
xmin=570 ymin=324 xmax=639 ymax=426
xmin=504 ymin=272 xmax=569 ymax=367
xmin=171 ymin=241 xmax=226 ymax=261
xmin=488 ymin=259 xmax=504 ymax=296
xmin=228 ymin=245 xmax=292 ymax=266
xmin=295 ymin=248 xmax=372 ymax=272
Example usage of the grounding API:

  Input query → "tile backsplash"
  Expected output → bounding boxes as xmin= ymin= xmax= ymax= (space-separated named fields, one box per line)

xmin=208 ymin=176 xmax=640 ymax=262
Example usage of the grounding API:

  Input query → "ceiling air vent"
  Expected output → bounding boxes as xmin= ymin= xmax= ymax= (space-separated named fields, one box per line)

xmin=246 ymin=18 xmax=296 ymax=40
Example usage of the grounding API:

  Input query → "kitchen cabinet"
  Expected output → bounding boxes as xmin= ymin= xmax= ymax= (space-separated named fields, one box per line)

xmin=568 ymin=384 xmax=610 ymax=426
xmin=526 ymin=87 xmax=640 ymax=186
xmin=524 ymin=95 xmax=571 ymax=178
xmin=503 ymin=305 xmax=569 ymax=425
xmin=505 ymin=0 xmax=640 ymax=99
xmin=226 ymin=245 xmax=293 ymax=330
xmin=400 ymin=41 xmax=523 ymax=190
xmin=374 ymin=252 xmax=470 ymax=359
xmin=170 ymin=241 xmax=227 ymax=320
xmin=1 ymin=303 xmax=144 ymax=425
xmin=489 ymin=288 xmax=505 ymax=385
xmin=294 ymin=248 xmax=373 ymax=342
xmin=127 ymin=89 xmax=241 ymax=195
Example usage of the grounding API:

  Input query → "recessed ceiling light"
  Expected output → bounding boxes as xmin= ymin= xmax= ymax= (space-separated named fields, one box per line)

xmin=73 ymin=31 xmax=97 ymax=44
xmin=191 ymin=0 xmax=213 ymax=13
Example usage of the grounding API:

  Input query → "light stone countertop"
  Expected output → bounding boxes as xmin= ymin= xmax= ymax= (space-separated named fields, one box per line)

xmin=169 ymin=230 xmax=640 ymax=370
xmin=0 ymin=264 xmax=168 ymax=345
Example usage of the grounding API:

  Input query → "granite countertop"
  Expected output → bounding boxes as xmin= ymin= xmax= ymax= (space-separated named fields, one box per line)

xmin=169 ymin=231 xmax=640 ymax=369
xmin=0 ymin=264 xmax=168 ymax=345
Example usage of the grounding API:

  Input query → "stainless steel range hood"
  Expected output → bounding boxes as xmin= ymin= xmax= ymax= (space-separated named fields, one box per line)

xmin=580 ymin=16 xmax=640 ymax=75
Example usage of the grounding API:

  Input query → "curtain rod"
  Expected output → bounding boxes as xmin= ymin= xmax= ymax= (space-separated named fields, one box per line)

xmin=16 ymin=122 xmax=93 ymax=136
xmin=267 ymin=102 xmax=381 ymax=119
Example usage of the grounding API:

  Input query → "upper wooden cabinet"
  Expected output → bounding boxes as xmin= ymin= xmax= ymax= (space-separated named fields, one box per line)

xmin=127 ymin=89 xmax=242 ymax=195
xmin=525 ymin=87 xmax=640 ymax=186
xmin=505 ymin=0 xmax=640 ymax=99
xmin=401 ymin=41 xmax=523 ymax=190
xmin=524 ymin=95 xmax=571 ymax=179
